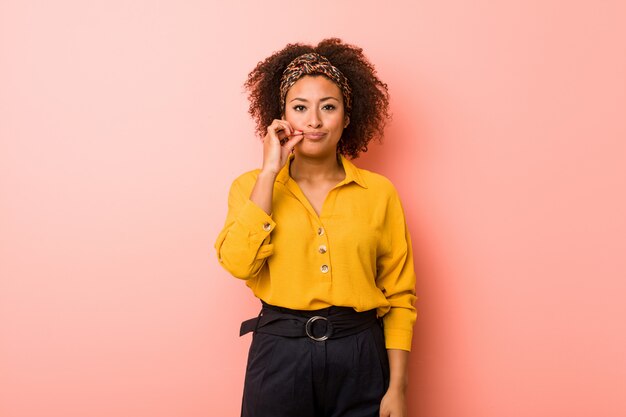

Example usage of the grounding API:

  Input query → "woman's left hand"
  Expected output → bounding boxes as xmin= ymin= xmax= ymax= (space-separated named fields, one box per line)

xmin=379 ymin=386 xmax=407 ymax=417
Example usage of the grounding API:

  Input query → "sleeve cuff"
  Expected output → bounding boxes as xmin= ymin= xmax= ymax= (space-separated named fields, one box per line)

xmin=382 ymin=307 xmax=416 ymax=351
xmin=235 ymin=199 xmax=276 ymax=235
xmin=383 ymin=327 xmax=413 ymax=352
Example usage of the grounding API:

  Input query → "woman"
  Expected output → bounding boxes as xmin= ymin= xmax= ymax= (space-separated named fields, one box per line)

xmin=215 ymin=38 xmax=417 ymax=417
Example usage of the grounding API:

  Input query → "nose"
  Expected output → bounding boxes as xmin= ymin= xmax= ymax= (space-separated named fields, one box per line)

xmin=307 ymin=109 xmax=322 ymax=129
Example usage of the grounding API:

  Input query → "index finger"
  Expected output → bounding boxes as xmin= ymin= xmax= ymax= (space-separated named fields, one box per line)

xmin=282 ymin=131 xmax=304 ymax=152
xmin=271 ymin=119 xmax=293 ymax=137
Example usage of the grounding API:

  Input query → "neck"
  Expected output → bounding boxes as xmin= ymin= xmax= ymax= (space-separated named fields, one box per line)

xmin=290 ymin=152 xmax=344 ymax=182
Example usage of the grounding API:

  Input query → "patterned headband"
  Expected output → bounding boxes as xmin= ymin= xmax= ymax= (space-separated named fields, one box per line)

xmin=279 ymin=52 xmax=352 ymax=116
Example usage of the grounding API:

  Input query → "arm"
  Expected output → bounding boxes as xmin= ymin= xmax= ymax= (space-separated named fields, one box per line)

xmin=249 ymin=170 xmax=277 ymax=215
xmin=376 ymin=186 xmax=417 ymax=351
xmin=214 ymin=178 xmax=276 ymax=279
xmin=214 ymin=120 xmax=302 ymax=279
xmin=380 ymin=349 xmax=409 ymax=417
xmin=250 ymin=118 xmax=303 ymax=215
xmin=376 ymin=186 xmax=417 ymax=416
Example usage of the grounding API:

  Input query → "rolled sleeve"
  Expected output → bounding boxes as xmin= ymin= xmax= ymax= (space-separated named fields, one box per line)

xmin=215 ymin=175 xmax=276 ymax=279
xmin=376 ymin=189 xmax=418 ymax=351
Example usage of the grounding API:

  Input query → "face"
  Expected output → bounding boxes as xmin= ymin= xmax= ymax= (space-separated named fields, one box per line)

xmin=283 ymin=75 xmax=350 ymax=158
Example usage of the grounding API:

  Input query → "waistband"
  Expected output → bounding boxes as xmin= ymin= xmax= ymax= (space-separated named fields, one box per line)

xmin=240 ymin=301 xmax=380 ymax=342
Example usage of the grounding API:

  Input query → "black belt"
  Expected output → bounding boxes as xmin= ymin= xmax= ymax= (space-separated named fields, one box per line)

xmin=240 ymin=302 xmax=380 ymax=342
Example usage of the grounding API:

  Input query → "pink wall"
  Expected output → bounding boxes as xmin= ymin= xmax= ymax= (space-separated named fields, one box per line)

xmin=1 ymin=1 xmax=625 ymax=416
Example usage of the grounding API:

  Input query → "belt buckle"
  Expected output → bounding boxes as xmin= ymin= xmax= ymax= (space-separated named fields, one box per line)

xmin=305 ymin=316 xmax=332 ymax=341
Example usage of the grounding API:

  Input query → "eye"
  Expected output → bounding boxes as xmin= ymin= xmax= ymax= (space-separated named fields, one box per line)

xmin=293 ymin=105 xmax=306 ymax=112
xmin=322 ymin=104 xmax=336 ymax=111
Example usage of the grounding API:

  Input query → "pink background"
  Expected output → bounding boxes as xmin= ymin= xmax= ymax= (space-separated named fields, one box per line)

xmin=2 ymin=1 xmax=625 ymax=416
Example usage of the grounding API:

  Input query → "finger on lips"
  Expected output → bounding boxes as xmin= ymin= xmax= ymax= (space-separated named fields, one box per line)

xmin=279 ymin=130 xmax=303 ymax=146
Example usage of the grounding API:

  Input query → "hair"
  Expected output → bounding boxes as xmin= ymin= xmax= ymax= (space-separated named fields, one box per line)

xmin=244 ymin=38 xmax=390 ymax=159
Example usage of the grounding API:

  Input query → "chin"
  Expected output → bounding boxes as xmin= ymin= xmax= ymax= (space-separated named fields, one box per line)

xmin=295 ymin=147 xmax=336 ymax=160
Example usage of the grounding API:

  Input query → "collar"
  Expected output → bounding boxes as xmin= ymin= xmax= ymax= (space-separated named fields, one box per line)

xmin=276 ymin=153 xmax=368 ymax=189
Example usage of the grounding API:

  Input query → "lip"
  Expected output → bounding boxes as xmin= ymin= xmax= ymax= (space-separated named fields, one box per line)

xmin=303 ymin=131 xmax=327 ymax=139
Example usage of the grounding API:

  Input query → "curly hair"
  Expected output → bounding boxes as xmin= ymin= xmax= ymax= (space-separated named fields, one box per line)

xmin=244 ymin=38 xmax=390 ymax=159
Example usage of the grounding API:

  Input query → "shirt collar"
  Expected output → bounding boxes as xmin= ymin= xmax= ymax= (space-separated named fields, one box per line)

xmin=276 ymin=153 xmax=368 ymax=188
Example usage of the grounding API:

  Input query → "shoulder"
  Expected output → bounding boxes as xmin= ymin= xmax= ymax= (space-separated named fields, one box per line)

xmin=231 ymin=168 xmax=261 ymax=186
xmin=353 ymin=165 xmax=401 ymax=199
xmin=227 ymin=168 xmax=261 ymax=196
xmin=353 ymin=167 xmax=409 ymax=220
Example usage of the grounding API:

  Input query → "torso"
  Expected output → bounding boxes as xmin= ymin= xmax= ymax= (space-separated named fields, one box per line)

xmin=290 ymin=159 xmax=346 ymax=217
xmin=295 ymin=180 xmax=338 ymax=216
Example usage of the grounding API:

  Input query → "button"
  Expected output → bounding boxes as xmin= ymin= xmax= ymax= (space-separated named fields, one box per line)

xmin=318 ymin=245 xmax=327 ymax=254
xmin=320 ymin=264 xmax=329 ymax=273
xmin=317 ymin=227 xmax=324 ymax=236
xmin=263 ymin=222 xmax=272 ymax=232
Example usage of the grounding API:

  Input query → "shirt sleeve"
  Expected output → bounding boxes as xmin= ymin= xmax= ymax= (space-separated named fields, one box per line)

xmin=376 ymin=188 xmax=418 ymax=351
xmin=214 ymin=174 xmax=275 ymax=279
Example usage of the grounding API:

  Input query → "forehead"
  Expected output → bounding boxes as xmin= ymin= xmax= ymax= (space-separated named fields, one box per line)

xmin=285 ymin=75 xmax=342 ymax=100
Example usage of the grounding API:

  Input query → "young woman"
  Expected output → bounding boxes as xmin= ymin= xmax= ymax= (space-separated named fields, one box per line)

xmin=215 ymin=38 xmax=417 ymax=417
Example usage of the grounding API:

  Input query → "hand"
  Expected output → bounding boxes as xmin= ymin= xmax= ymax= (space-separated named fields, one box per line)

xmin=261 ymin=119 xmax=303 ymax=175
xmin=379 ymin=386 xmax=407 ymax=417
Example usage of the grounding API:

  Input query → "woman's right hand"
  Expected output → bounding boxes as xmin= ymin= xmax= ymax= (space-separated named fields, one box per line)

xmin=261 ymin=119 xmax=303 ymax=175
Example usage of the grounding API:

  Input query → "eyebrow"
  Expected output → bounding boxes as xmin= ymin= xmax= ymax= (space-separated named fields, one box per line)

xmin=289 ymin=96 xmax=340 ymax=103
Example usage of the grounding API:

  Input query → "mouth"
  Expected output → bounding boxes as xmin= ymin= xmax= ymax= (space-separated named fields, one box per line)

xmin=303 ymin=131 xmax=326 ymax=140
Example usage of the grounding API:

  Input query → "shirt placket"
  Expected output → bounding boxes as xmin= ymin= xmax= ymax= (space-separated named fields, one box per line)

xmin=317 ymin=225 xmax=330 ymax=276
xmin=282 ymin=180 xmax=342 ymax=281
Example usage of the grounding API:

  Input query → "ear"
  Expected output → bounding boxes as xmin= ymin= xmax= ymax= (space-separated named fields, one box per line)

xmin=344 ymin=116 xmax=350 ymax=129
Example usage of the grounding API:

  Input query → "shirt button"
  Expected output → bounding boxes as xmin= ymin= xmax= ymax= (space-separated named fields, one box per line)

xmin=320 ymin=264 xmax=329 ymax=273
xmin=317 ymin=227 xmax=324 ymax=236
xmin=263 ymin=222 xmax=272 ymax=232
xmin=318 ymin=245 xmax=327 ymax=254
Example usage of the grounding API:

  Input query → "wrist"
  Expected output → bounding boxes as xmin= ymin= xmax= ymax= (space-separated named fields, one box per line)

xmin=258 ymin=169 xmax=278 ymax=179
xmin=387 ymin=380 xmax=408 ymax=393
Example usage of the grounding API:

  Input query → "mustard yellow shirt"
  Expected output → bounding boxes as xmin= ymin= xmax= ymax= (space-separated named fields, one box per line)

xmin=215 ymin=154 xmax=417 ymax=351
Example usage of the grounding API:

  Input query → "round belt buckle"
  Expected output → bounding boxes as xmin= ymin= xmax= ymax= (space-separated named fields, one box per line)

xmin=305 ymin=316 xmax=331 ymax=341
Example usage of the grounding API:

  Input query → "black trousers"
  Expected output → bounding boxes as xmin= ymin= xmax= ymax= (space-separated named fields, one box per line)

xmin=240 ymin=303 xmax=390 ymax=417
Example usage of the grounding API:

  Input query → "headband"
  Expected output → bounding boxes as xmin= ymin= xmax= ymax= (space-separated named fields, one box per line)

xmin=279 ymin=52 xmax=352 ymax=116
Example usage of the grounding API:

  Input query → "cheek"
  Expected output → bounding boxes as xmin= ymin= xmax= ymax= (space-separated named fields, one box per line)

xmin=327 ymin=114 xmax=345 ymax=130
xmin=283 ymin=111 xmax=302 ymax=126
